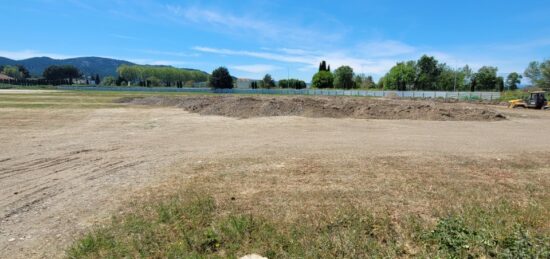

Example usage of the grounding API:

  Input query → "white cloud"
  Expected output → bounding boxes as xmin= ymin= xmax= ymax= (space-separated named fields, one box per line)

xmin=231 ymin=64 xmax=281 ymax=74
xmin=168 ymin=6 xmax=267 ymax=32
xmin=164 ymin=5 xmax=340 ymax=45
xmin=193 ymin=47 xmax=315 ymax=64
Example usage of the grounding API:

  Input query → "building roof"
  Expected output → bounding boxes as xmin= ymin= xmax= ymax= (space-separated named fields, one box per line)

xmin=0 ymin=73 xmax=14 ymax=80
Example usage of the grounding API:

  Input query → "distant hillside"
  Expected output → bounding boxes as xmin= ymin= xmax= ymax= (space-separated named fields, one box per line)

xmin=0 ymin=56 xmax=133 ymax=77
xmin=0 ymin=56 xmax=209 ymax=78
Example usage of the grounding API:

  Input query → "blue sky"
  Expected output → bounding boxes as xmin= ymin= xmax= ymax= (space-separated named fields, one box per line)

xmin=1 ymin=0 xmax=550 ymax=81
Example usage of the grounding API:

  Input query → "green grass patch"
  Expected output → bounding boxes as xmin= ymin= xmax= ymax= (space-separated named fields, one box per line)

xmin=0 ymin=90 xmax=205 ymax=109
xmin=499 ymin=91 xmax=530 ymax=102
xmin=67 ymin=191 xmax=550 ymax=258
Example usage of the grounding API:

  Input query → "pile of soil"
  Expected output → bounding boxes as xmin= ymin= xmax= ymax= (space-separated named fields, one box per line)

xmin=118 ymin=95 xmax=506 ymax=121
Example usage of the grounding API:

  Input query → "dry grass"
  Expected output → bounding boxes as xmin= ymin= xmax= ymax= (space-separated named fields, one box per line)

xmin=68 ymin=152 xmax=550 ymax=258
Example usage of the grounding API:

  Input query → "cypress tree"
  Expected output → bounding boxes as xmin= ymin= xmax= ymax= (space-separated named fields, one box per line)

xmin=319 ymin=61 xmax=327 ymax=72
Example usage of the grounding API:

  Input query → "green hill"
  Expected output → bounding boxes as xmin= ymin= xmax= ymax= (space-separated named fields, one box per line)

xmin=0 ymin=56 xmax=209 ymax=78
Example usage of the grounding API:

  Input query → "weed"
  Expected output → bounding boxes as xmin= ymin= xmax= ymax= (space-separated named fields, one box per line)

xmin=67 ymin=190 xmax=550 ymax=258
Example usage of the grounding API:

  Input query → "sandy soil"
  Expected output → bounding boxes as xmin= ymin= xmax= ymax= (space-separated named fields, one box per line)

xmin=0 ymin=102 xmax=549 ymax=258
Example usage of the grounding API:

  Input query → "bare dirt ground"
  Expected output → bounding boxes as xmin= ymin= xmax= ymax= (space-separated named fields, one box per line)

xmin=0 ymin=92 xmax=549 ymax=258
xmin=120 ymin=95 xmax=506 ymax=121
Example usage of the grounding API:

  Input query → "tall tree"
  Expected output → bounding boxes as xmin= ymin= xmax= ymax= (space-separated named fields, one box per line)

xmin=496 ymin=76 xmax=505 ymax=92
xmin=261 ymin=74 xmax=275 ymax=89
xmin=415 ymin=55 xmax=441 ymax=90
xmin=319 ymin=61 xmax=326 ymax=72
xmin=16 ymin=65 xmax=30 ymax=78
xmin=472 ymin=66 xmax=498 ymax=91
xmin=333 ymin=66 xmax=355 ymax=89
xmin=318 ymin=61 xmax=328 ymax=72
xmin=383 ymin=61 xmax=416 ymax=90
xmin=461 ymin=65 xmax=474 ymax=91
xmin=43 ymin=65 xmax=80 ymax=83
xmin=354 ymin=74 xmax=363 ymax=88
xmin=365 ymin=75 xmax=376 ymax=89
xmin=524 ymin=60 xmax=550 ymax=89
xmin=377 ymin=76 xmax=385 ymax=89
xmin=208 ymin=67 xmax=233 ymax=89
xmin=524 ymin=61 xmax=541 ymax=85
xmin=505 ymin=72 xmax=522 ymax=90
xmin=437 ymin=64 xmax=466 ymax=91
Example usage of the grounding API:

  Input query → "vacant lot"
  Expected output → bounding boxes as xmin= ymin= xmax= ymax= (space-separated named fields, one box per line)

xmin=0 ymin=90 xmax=549 ymax=258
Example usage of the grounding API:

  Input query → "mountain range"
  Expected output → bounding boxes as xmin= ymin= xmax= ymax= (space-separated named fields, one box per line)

xmin=0 ymin=56 xmax=208 ymax=78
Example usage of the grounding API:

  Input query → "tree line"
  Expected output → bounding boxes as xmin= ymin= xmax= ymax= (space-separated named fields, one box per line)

xmin=378 ymin=56 xmax=505 ymax=92
xmin=249 ymin=74 xmax=307 ymax=89
xmin=207 ymin=67 xmax=307 ymax=89
xmin=1 ymin=64 xmax=85 ymax=85
xmin=2 ymin=57 xmax=550 ymax=91
xmin=114 ymin=65 xmax=208 ymax=87
xmin=0 ymin=65 xmax=30 ymax=79
xmin=307 ymin=56 xmax=550 ymax=92
xmin=310 ymin=61 xmax=378 ymax=90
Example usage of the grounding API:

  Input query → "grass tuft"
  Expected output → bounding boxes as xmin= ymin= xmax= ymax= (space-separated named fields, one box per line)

xmin=66 ymin=190 xmax=550 ymax=258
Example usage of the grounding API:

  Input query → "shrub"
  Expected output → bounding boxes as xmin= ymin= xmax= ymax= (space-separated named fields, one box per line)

xmin=209 ymin=67 xmax=234 ymax=89
xmin=312 ymin=71 xmax=334 ymax=89
xmin=146 ymin=76 xmax=162 ymax=87
xmin=260 ymin=74 xmax=275 ymax=89
xmin=100 ymin=76 xmax=116 ymax=86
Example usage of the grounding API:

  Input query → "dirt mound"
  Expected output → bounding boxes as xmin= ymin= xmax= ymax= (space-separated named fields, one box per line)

xmin=120 ymin=95 xmax=506 ymax=121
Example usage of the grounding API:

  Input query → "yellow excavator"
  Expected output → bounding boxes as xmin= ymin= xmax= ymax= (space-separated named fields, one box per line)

xmin=509 ymin=91 xmax=548 ymax=110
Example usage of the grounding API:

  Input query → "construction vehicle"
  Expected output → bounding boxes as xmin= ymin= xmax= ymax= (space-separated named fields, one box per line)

xmin=509 ymin=91 xmax=548 ymax=110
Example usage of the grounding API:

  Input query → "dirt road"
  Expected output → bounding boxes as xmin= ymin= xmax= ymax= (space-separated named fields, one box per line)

xmin=0 ymin=99 xmax=549 ymax=258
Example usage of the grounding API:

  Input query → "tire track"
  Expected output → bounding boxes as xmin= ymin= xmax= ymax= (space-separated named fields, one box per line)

xmin=0 ymin=157 xmax=80 ymax=180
